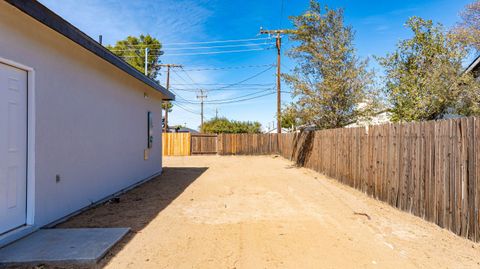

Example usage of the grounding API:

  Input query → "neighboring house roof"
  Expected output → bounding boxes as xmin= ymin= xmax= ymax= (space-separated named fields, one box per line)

xmin=6 ymin=0 xmax=175 ymax=100
xmin=169 ymin=126 xmax=199 ymax=133
xmin=465 ymin=54 xmax=480 ymax=78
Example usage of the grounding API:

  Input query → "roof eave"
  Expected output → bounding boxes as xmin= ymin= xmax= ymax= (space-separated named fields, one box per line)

xmin=464 ymin=54 xmax=480 ymax=75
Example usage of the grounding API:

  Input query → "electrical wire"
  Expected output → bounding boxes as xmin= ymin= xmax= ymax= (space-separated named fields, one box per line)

xmin=174 ymin=88 xmax=275 ymax=105
xmin=168 ymin=66 xmax=274 ymax=95
xmin=204 ymin=88 xmax=274 ymax=103
xmin=110 ymin=37 xmax=273 ymax=47
xmin=172 ymin=102 xmax=201 ymax=115
xmin=115 ymin=47 xmax=272 ymax=57
xmin=110 ymin=42 xmax=274 ymax=52
xmin=167 ymin=42 xmax=273 ymax=50
xmin=201 ymin=92 xmax=276 ymax=105
xmin=169 ymin=89 xmax=192 ymax=102
xmin=172 ymin=86 xmax=274 ymax=92
xmin=158 ymin=64 xmax=275 ymax=72
xmin=214 ymin=66 xmax=275 ymax=90
xmin=163 ymin=47 xmax=273 ymax=56
xmin=170 ymin=83 xmax=274 ymax=86
xmin=207 ymin=88 xmax=273 ymax=101
xmin=180 ymin=67 xmax=200 ymax=86
xmin=163 ymin=37 xmax=272 ymax=46
xmin=171 ymin=70 xmax=195 ymax=87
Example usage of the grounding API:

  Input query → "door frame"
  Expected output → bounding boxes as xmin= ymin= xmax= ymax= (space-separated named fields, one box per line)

xmin=0 ymin=57 xmax=36 ymax=231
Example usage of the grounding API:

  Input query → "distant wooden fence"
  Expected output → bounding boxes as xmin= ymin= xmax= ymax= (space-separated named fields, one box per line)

xmin=191 ymin=134 xmax=218 ymax=154
xmin=163 ymin=133 xmax=277 ymax=155
xmin=218 ymin=133 xmax=279 ymax=155
xmin=162 ymin=133 xmax=191 ymax=156
xmin=217 ymin=117 xmax=480 ymax=242
xmin=162 ymin=133 xmax=217 ymax=156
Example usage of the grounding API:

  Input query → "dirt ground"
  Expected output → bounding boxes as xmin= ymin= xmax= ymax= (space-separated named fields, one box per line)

xmin=57 ymin=155 xmax=480 ymax=268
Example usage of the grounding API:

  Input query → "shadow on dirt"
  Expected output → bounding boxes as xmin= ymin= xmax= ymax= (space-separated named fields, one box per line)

xmin=55 ymin=167 xmax=208 ymax=268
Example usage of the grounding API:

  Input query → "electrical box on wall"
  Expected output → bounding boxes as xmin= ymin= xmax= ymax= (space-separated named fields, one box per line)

xmin=147 ymin=111 xmax=153 ymax=149
xmin=144 ymin=111 xmax=153 ymax=160
xmin=144 ymin=148 xmax=149 ymax=160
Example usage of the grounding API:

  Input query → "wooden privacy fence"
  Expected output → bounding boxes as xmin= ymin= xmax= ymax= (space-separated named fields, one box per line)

xmin=162 ymin=133 xmax=191 ymax=156
xmin=162 ymin=133 xmax=218 ymax=156
xmin=191 ymin=134 xmax=218 ymax=154
xmin=217 ymin=133 xmax=279 ymax=155
xmin=163 ymin=133 xmax=277 ymax=155
xmin=217 ymin=117 xmax=480 ymax=242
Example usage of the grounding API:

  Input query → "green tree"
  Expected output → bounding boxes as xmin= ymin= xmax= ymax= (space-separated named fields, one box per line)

xmin=452 ymin=1 xmax=480 ymax=53
xmin=284 ymin=1 xmax=376 ymax=130
xmin=108 ymin=35 xmax=173 ymax=116
xmin=107 ymin=34 xmax=164 ymax=79
xmin=280 ymin=104 xmax=302 ymax=130
xmin=201 ymin=117 xmax=262 ymax=134
xmin=377 ymin=17 xmax=480 ymax=122
xmin=162 ymin=102 xmax=173 ymax=112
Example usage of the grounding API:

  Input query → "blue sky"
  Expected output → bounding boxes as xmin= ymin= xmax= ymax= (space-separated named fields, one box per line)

xmin=39 ymin=0 xmax=473 ymax=131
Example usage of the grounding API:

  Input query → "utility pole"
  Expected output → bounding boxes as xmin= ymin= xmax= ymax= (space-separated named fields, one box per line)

xmin=259 ymin=28 xmax=289 ymax=133
xmin=144 ymin=47 xmax=149 ymax=76
xmin=159 ymin=64 xmax=182 ymax=132
xmin=215 ymin=108 xmax=218 ymax=119
xmin=197 ymin=89 xmax=207 ymax=132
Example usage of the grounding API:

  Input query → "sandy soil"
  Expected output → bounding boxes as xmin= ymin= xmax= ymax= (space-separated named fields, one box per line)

xmin=57 ymin=155 xmax=480 ymax=268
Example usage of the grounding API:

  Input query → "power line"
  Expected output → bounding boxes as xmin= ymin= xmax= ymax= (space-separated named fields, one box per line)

xmin=180 ymin=67 xmax=200 ymax=86
xmin=157 ymin=37 xmax=274 ymax=46
xmin=214 ymin=66 xmax=275 ymax=90
xmin=169 ymin=89 xmax=191 ymax=102
xmin=170 ymin=83 xmax=274 ymax=86
xmin=163 ymin=47 xmax=273 ymax=56
xmin=169 ymin=42 xmax=273 ymax=50
xmin=200 ymin=92 xmax=276 ymax=105
xmin=172 ymin=86 xmax=274 ymax=92
xmin=170 ymin=70 xmax=202 ymax=99
xmin=202 ymin=88 xmax=274 ymax=103
xmin=175 ymin=88 xmax=275 ymax=104
xmin=108 ymin=37 xmax=273 ymax=48
xmin=110 ymin=42 xmax=274 ymax=52
xmin=170 ymin=66 xmax=274 ymax=96
xmin=170 ymin=67 xmax=274 ymax=95
xmin=159 ymin=64 xmax=275 ymax=72
xmin=163 ymin=37 xmax=272 ymax=45
xmin=171 ymin=69 xmax=195 ymax=87
xmin=115 ymin=47 xmax=272 ymax=57
xmin=109 ymin=48 xmax=163 ymax=52
xmin=172 ymin=102 xmax=201 ymax=115
xmin=166 ymin=42 xmax=273 ymax=50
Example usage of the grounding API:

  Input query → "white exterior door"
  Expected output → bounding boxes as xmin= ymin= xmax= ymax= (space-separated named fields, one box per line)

xmin=0 ymin=63 xmax=27 ymax=234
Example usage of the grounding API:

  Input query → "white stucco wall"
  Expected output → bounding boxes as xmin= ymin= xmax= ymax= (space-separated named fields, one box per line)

xmin=0 ymin=2 xmax=164 ymax=228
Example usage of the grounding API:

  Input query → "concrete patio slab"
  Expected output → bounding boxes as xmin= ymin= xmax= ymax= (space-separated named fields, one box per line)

xmin=0 ymin=228 xmax=130 ymax=267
